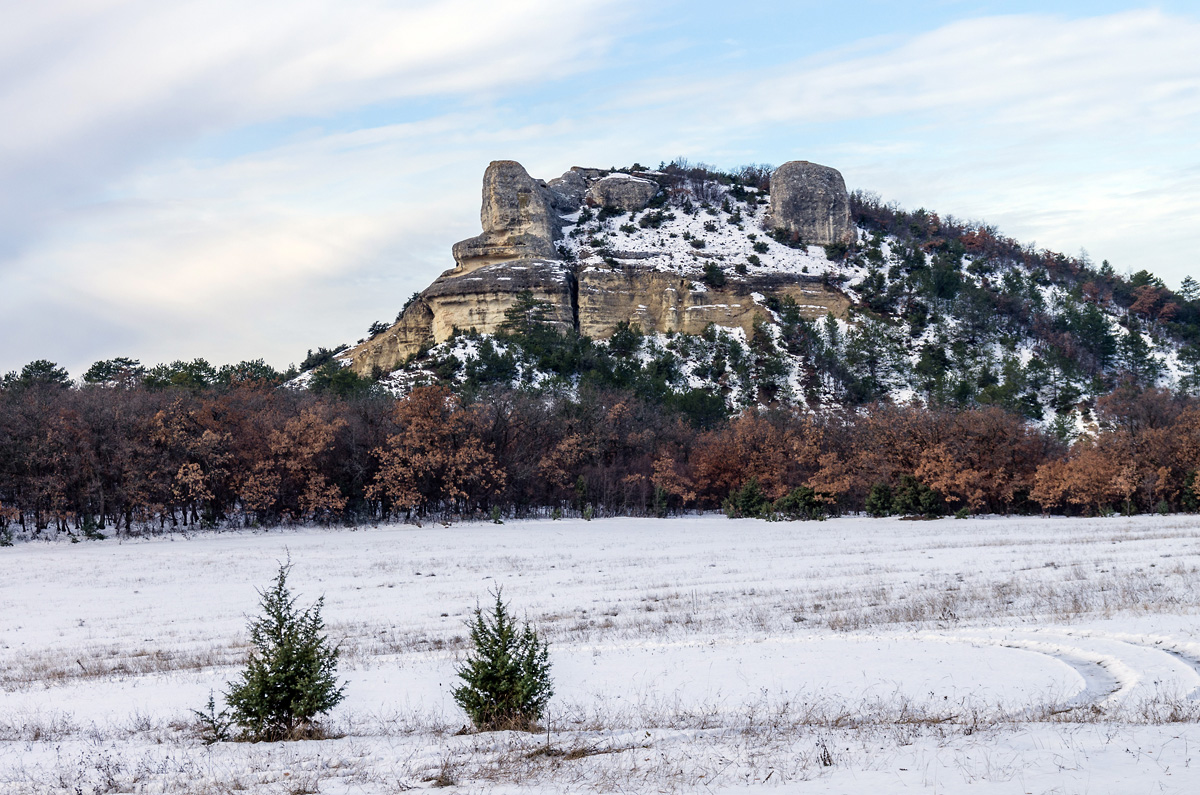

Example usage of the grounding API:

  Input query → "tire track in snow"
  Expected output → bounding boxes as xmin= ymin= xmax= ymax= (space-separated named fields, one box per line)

xmin=918 ymin=627 xmax=1200 ymax=714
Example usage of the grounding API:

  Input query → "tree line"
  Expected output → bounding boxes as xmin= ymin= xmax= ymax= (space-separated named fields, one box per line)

xmin=2 ymin=371 xmax=1198 ymax=541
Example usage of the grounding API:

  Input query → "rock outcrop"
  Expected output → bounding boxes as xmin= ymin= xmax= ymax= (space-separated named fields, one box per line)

xmin=767 ymin=161 xmax=854 ymax=246
xmin=546 ymin=169 xmax=587 ymax=209
xmin=347 ymin=300 xmax=436 ymax=375
xmin=450 ymin=160 xmax=561 ymax=272
xmin=421 ymin=260 xmax=575 ymax=341
xmin=577 ymin=270 xmax=849 ymax=340
xmin=585 ymin=173 xmax=660 ymax=212
xmin=341 ymin=159 xmax=857 ymax=376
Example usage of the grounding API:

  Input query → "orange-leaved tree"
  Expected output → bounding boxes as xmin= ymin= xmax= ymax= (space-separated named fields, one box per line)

xmin=368 ymin=386 xmax=504 ymax=518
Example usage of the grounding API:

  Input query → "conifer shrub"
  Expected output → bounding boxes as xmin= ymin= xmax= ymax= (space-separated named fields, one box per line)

xmin=453 ymin=590 xmax=553 ymax=731
xmin=702 ymin=262 xmax=726 ymax=288
xmin=865 ymin=483 xmax=893 ymax=517
xmin=773 ymin=486 xmax=826 ymax=520
xmin=890 ymin=475 xmax=943 ymax=518
xmin=724 ymin=477 xmax=770 ymax=518
xmin=224 ymin=563 xmax=345 ymax=741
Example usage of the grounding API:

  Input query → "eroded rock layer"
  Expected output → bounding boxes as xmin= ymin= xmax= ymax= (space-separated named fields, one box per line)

xmin=577 ymin=271 xmax=850 ymax=340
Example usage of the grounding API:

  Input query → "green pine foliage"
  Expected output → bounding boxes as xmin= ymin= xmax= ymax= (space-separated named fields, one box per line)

xmin=890 ymin=475 xmax=944 ymax=518
xmin=772 ymin=486 xmax=827 ymax=520
xmin=453 ymin=590 xmax=553 ymax=731
xmin=224 ymin=563 xmax=345 ymax=741
xmin=724 ymin=477 xmax=770 ymax=518
xmin=864 ymin=483 xmax=894 ymax=517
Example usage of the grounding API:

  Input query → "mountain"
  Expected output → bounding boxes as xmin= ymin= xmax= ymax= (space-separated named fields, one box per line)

xmin=319 ymin=158 xmax=1200 ymax=437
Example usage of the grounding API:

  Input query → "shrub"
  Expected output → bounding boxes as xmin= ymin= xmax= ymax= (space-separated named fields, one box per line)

xmin=453 ymin=590 xmax=553 ymax=731
xmin=703 ymin=220 xmax=718 ymax=233
xmin=193 ymin=691 xmax=232 ymax=745
xmin=771 ymin=228 xmax=805 ymax=248
xmin=735 ymin=262 xmax=748 ymax=275
xmin=639 ymin=210 xmax=672 ymax=229
xmin=824 ymin=242 xmax=849 ymax=261
xmin=702 ymin=262 xmax=726 ymax=288
xmin=689 ymin=238 xmax=706 ymax=249
xmin=724 ymin=477 xmax=770 ymax=518
xmin=299 ymin=345 xmax=348 ymax=372
xmin=865 ymin=483 xmax=893 ymax=517
xmin=753 ymin=241 xmax=769 ymax=254
xmin=224 ymin=563 xmax=345 ymax=741
xmin=773 ymin=486 xmax=826 ymax=520
xmin=891 ymin=475 xmax=943 ymax=518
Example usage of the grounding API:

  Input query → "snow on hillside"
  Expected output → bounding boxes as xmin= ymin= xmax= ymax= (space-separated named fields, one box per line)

xmin=3 ymin=515 xmax=1200 ymax=793
xmin=558 ymin=189 xmax=861 ymax=283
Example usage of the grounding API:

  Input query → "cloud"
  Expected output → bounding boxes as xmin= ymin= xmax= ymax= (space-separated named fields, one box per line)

xmin=619 ymin=10 xmax=1200 ymax=135
xmin=602 ymin=10 xmax=1200 ymax=283
xmin=0 ymin=0 xmax=629 ymax=257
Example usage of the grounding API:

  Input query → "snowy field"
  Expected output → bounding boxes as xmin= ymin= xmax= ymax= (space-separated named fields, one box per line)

xmin=3 ymin=515 xmax=1200 ymax=794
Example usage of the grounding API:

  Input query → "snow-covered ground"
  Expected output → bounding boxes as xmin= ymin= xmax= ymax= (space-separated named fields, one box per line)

xmin=3 ymin=514 xmax=1200 ymax=793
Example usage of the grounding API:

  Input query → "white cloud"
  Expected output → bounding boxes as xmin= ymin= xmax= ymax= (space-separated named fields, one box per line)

xmin=0 ymin=0 xmax=629 ymax=256
xmin=603 ymin=10 xmax=1200 ymax=283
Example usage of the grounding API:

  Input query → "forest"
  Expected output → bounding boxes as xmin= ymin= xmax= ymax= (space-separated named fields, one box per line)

xmin=1 ymin=365 xmax=1199 ymax=540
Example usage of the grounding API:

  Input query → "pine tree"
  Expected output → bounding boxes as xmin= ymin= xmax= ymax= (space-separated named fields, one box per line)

xmin=224 ymin=563 xmax=345 ymax=741
xmin=453 ymin=590 xmax=553 ymax=731
xmin=1180 ymin=276 xmax=1200 ymax=303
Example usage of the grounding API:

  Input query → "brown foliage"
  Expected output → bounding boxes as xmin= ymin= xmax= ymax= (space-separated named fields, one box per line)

xmin=0 ymin=376 xmax=1198 ymax=533
xmin=367 ymin=386 xmax=504 ymax=517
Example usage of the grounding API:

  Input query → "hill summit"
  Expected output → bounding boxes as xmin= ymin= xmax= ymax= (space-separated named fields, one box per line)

xmin=320 ymin=157 xmax=1200 ymax=434
xmin=345 ymin=159 xmax=856 ymax=375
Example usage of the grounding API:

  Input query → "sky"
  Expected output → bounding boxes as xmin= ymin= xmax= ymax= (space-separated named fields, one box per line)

xmin=2 ymin=0 xmax=1198 ymax=376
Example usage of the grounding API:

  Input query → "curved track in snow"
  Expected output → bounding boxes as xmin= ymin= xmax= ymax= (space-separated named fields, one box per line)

xmin=916 ymin=627 xmax=1200 ymax=715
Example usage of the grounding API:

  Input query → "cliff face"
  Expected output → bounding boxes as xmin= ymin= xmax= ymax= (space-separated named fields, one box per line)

xmin=343 ymin=159 xmax=857 ymax=375
xmin=577 ymin=270 xmax=849 ymax=340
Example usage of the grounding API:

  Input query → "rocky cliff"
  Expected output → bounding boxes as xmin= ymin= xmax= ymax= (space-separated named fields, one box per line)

xmin=343 ymin=159 xmax=857 ymax=375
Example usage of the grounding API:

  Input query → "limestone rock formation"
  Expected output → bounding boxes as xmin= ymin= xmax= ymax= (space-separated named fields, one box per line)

xmin=421 ymin=260 xmax=575 ymax=341
xmin=340 ymin=158 xmax=857 ymax=376
xmin=767 ymin=161 xmax=854 ymax=246
xmin=348 ymin=300 xmax=435 ymax=375
xmin=450 ymin=160 xmax=561 ymax=272
xmin=546 ymin=169 xmax=587 ymax=210
xmin=585 ymin=173 xmax=660 ymax=212
xmin=577 ymin=270 xmax=849 ymax=340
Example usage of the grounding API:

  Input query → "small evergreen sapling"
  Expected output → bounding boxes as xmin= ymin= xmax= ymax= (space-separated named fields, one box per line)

xmin=224 ymin=563 xmax=345 ymax=741
xmin=453 ymin=590 xmax=553 ymax=731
